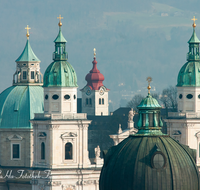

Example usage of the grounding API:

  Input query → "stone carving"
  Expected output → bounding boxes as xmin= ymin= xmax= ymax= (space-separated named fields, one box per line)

xmin=118 ymin=124 xmax=122 ymax=134
xmin=77 ymin=180 xmax=99 ymax=185
xmin=128 ymin=108 xmax=134 ymax=122
xmin=38 ymin=132 xmax=47 ymax=138
xmin=45 ymin=181 xmax=61 ymax=186
xmin=7 ymin=134 xmax=23 ymax=141
xmin=95 ymin=145 xmax=101 ymax=158
xmin=61 ymin=132 xmax=77 ymax=139
xmin=62 ymin=184 xmax=75 ymax=190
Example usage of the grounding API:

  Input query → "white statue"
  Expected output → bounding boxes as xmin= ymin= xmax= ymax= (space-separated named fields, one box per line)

xmin=95 ymin=145 xmax=101 ymax=158
xmin=128 ymin=108 xmax=135 ymax=122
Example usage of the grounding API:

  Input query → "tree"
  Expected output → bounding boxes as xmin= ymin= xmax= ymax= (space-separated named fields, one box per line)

xmin=160 ymin=86 xmax=177 ymax=111
xmin=127 ymin=94 xmax=144 ymax=112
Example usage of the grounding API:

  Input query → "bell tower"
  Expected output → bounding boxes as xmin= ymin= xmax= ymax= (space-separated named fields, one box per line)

xmin=81 ymin=49 xmax=109 ymax=116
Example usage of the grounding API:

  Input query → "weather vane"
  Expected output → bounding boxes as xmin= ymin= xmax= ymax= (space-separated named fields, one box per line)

xmin=93 ymin=48 xmax=96 ymax=57
xmin=57 ymin=14 xmax=63 ymax=27
xmin=191 ymin=16 xmax=197 ymax=28
xmin=25 ymin=25 xmax=31 ymax=39
xmin=147 ymin=77 xmax=152 ymax=94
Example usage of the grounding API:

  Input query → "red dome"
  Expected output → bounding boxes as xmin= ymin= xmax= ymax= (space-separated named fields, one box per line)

xmin=85 ymin=57 xmax=105 ymax=90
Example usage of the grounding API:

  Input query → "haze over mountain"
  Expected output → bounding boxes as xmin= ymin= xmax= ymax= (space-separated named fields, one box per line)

xmin=1 ymin=0 xmax=200 ymax=110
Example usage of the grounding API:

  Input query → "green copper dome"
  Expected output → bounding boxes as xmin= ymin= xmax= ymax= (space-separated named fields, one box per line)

xmin=137 ymin=93 xmax=161 ymax=109
xmin=43 ymin=25 xmax=78 ymax=87
xmin=100 ymin=88 xmax=200 ymax=190
xmin=100 ymin=136 xmax=200 ymax=190
xmin=0 ymin=86 xmax=44 ymax=128
xmin=177 ymin=28 xmax=200 ymax=87
xmin=16 ymin=40 xmax=40 ymax=62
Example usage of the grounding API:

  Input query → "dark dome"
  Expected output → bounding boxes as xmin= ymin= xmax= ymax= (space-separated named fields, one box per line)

xmin=100 ymin=135 xmax=200 ymax=190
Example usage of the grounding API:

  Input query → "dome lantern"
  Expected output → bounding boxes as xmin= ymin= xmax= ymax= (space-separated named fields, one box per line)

xmin=43 ymin=16 xmax=78 ymax=87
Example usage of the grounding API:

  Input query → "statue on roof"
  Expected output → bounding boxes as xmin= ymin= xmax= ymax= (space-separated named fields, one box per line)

xmin=128 ymin=108 xmax=135 ymax=122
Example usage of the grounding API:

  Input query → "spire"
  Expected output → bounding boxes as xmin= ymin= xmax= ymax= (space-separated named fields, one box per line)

xmin=54 ymin=15 xmax=67 ymax=43
xmin=187 ymin=16 xmax=200 ymax=61
xmin=16 ymin=26 xmax=40 ymax=62
xmin=136 ymin=78 xmax=163 ymax=136
xmin=13 ymin=25 xmax=43 ymax=85
xmin=53 ymin=15 xmax=68 ymax=61
xmin=85 ymin=49 xmax=105 ymax=90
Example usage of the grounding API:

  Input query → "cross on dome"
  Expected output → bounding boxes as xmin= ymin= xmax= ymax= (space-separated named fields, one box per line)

xmin=93 ymin=48 xmax=96 ymax=57
xmin=191 ymin=16 xmax=197 ymax=28
xmin=147 ymin=76 xmax=152 ymax=94
xmin=57 ymin=14 xmax=63 ymax=27
xmin=25 ymin=25 xmax=31 ymax=39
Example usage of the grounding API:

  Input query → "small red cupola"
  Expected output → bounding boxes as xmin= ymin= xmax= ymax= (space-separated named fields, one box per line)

xmin=85 ymin=56 xmax=105 ymax=90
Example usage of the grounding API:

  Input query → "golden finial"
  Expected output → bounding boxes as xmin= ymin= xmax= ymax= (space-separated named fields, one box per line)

xmin=147 ymin=77 xmax=152 ymax=94
xmin=57 ymin=14 xmax=63 ymax=27
xmin=191 ymin=16 xmax=197 ymax=28
xmin=93 ymin=48 xmax=96 ymax=57
xmin=25 ymin=25 xmax=31 ymax=39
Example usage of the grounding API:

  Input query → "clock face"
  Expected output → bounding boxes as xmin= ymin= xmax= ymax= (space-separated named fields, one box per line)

xmin=99 ymin=87 xmax=105 ymax=95
xmin=85 ymin=87 xmax=91 ymax=96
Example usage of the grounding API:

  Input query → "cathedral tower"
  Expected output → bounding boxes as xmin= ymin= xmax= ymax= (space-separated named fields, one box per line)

xmin=177 ymin=16 xmax=200 ymax=112
xmin=81 ymin=49 xmax=109 ymax=116
xmin=31 ymin=16 xmax=100 ymax=190
xmin=165 ymin=17 xmax=200 ymax=165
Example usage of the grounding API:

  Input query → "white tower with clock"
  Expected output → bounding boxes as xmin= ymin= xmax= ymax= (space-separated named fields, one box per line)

xmin=81 ymin=49 xmax=109 ymax=116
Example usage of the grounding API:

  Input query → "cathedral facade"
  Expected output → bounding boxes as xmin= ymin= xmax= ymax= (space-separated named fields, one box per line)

xmin=0 ymin=16 xmax=103 ymax=190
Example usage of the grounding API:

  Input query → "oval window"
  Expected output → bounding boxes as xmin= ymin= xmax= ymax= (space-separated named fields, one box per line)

xmin=152 ymin=153 xmax=165 ymax=169
xmin=45 ymin=95 xmax=48 ymax=100
xmin=64 ymin=95 xmax=70 ymax=100
xmin=74 ymin=95 xmax=76 ymax=99
xmin=52 ymin=94 xmax=59 ymax=100
xmin=198 ymin=94 xmax=200 ymax=99
xmin=179 ymin=94 xmax=183 ymax=99
xmin=186 ymin=94 xmax=193 ymax=99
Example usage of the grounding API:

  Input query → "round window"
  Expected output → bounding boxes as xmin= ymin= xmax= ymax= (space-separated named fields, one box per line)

xmin=186 ymin=94 xmax=193 ymax=99
xmin=74 ymin=95 xmax=76 ymax=99
xmin=45 ymin=95 xmax=48 ymax=100
xmin=198 ymin=94 xmax=200 ymax=99
xmin=52 ymin=94 xmax=59 ymax=100
xmin=179 ymin=94 xmax=183 ymax=99
xmin=64 ymin=95 xmax=70 ymax=100
xmin=152 ymin=153 xmax=165 ymax=169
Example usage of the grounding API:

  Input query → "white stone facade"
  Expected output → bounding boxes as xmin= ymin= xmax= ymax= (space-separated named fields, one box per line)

xmin=44 ymin=87 xmax=77 ymax=114
xmin=177 ymin=86 xmax=200 ymax=112
xmin=81 ymin=86 xmax=109 ymax=116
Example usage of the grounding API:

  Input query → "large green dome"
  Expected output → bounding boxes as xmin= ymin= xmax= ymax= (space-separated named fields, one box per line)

xmin=43 ymin=25 xmax=78 ymax=87
xmin=0 ymin=86 xmax=44 ymax=128
xmin=100 ymin=87 xmax=200 ymax=190
xmin=43 ymin=61 xmax=78 ymax=87
xmin=100 ymin=136 xmax=199 ymax=190
xmin=177 ymin=28 xmax=200 ymax=87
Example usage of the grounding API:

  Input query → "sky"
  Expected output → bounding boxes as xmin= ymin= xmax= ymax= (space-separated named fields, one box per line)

xmin=1 ymin=0 xmax=200 ymax=110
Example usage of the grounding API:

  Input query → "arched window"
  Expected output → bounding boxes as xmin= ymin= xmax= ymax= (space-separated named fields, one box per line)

xmin=65 ymin=143 xmax=73 ymax=160
xmin=89 ymin=98 xmax=92 ymax=105
xmin=41 ymin=142 xmax=45 ymax=160
xmin=86 ymin=98 xmax=88 ymax=105
xmin=102 ymin=98 xmax=104 ymax=105
xmin=99 ymin=98 xmax=101 ymax=105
